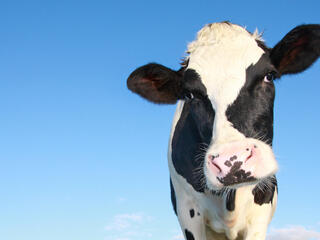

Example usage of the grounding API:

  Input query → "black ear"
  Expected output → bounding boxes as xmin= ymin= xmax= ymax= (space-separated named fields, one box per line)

xmin=270 ymin=24 xmax=320 ymax=75
xmin=127 ymin=63 xmax=183 ymax=104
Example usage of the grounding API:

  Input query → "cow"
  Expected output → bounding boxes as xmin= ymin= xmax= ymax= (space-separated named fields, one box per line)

xmin=127 ymin=22 xmax=320 ymax=240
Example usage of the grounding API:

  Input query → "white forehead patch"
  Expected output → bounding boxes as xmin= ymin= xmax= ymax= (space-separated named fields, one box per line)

xmin=186 ymin=23 xmax=265 ymax=113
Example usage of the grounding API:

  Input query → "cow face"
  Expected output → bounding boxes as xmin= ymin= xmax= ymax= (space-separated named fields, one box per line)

xmin=127 ymin=22 xmax=320 ymax=190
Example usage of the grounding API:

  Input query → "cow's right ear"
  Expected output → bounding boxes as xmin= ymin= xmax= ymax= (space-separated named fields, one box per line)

xmin=127 ymin=63 xmax=184 ymax=104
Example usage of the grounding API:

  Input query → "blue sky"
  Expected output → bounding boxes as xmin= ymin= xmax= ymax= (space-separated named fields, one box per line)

xmin=0 ymin=1 xmax=320 ymax=240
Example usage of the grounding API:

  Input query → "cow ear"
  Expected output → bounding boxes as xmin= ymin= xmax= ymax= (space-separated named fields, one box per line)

xmin=270 ymin=24 xmax=320 ymax=75
xmin=127 ymin=63 xmax=184 ymax=104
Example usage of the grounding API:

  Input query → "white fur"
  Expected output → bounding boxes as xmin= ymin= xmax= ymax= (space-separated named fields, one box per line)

xmin=168 ymin=23 xmax=278 ymax=239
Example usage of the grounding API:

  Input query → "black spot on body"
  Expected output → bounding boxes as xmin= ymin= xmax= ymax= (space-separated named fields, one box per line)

xmin=226 ymin=189 xmax=236 ymax=211
xmin=189 ymin=209 xmax=195 ymax=218
xmin=172 ymin=71 xmax=214 ymax=192
xmin=185 ymin=229 xmax=195 ymax=240
xmin=252 ymin=176 xmax=278 ymax=205
xmin=170 ymin=179 xmax=177 ymax=215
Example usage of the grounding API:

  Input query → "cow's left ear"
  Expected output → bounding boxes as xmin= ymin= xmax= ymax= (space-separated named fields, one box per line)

xmin=270 ymin=24 xmax=320 ymax=76
xmin=127 ymin=63 xmax=184 ymax=104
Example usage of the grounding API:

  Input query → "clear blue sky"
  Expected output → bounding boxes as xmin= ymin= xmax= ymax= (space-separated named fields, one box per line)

xmin=1 ymin=1 xmax=320 ymax=240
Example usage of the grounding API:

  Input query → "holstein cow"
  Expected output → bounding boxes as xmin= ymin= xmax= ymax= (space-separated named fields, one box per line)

xmin=127 ymin=22 xmax=320 ymax=240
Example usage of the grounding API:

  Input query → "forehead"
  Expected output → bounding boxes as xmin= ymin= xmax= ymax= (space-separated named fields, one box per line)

xmin=186 ymin=23 xmax=266 ymax=110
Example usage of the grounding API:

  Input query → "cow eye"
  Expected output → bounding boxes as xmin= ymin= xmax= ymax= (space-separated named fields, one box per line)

xmin=264 ymin=72 xmax=275 ymax=83
xmin=185 ymin=93 xmax=194 ymax=100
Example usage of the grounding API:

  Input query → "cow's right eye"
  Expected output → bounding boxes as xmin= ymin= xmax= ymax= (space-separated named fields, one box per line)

xmin=185 ymin=93 xmax=194 ymax=100
xmin=264 ymin=72 xmax=276 ymax=83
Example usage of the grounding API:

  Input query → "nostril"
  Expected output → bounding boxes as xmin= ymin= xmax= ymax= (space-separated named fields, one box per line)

xmin=211 ymin=161 xmax=222 ymax=173
xmin=208 ymin=154 xmax=222 ymax=173
xmin=209 ymin=154 xmax=219 ymax=160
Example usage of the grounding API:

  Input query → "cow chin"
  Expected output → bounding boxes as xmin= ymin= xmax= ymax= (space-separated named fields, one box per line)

xmin=203 ymin=139 xmax=278 ymax=191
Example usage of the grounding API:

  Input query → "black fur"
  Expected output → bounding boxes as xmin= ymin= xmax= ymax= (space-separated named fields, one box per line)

xmin=170 ymin=179 xmax=177 ymax=215
xmin=189 ymin=209 xmax=195 ymax=218
xmin=252 ymin=176 xmax=278 ymax=205
xmin=226 ymin=54 xmax=276 ymax=145
xmin=185 ymin=229 xmax=195 ymax=240
xmin=182 ymin=69 xmax=207 ymax=100
xmin=171 ymin=96 xmax=215 ymax=192
xmin=226 ymin=189 xmax=236 ymax=211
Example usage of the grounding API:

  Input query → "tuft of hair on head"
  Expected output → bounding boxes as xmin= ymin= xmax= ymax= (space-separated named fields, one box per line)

xmin=252 ymin=28 xmax=264 ymax=41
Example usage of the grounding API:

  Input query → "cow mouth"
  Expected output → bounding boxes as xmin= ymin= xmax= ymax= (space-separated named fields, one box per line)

xmin=214 ymin=160 xmax=257 ymax=187
xmin=217 ymin=174 xmax=257 ymax=187
xmin=245 ymin=150 xmax=253 ymax=163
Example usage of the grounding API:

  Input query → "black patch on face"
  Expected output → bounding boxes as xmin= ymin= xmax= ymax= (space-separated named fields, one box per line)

xmin=185 ymin=229 xmax=195 ymax=240
xmin=226 ymin=189 xmax=236 ymax=211
xmin=217 ymin=161 xmax=256 ymax=186
xmin=226 ymin=54 xmax=276 ymax=146
xmin=189 ymin=209 xmax=195 ymax=218
xmin=252 ymin=176 xmax=278 ymax=205
xmin=182 ymin=69 xmax=207 ymax=100
xmin=170 ymin=179 xmax=177 ymax=215
xmin=172 ymin=70 xmax=215 ymax=192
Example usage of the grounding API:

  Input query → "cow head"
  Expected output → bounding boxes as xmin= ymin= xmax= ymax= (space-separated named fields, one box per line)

xmin=127 ymin=22 xmax=320 ymax=190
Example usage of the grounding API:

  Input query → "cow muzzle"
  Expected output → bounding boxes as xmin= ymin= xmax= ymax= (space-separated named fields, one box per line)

xmin=204 ymin=139 xmax=278 ymax=190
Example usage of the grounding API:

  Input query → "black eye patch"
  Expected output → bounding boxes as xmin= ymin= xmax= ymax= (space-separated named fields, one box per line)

xmin=246 ymin=54 xmax=278 ymax=87
xmin=226 ymin=53 xmax=276 ymax=144
xmin=182 ymin=69 xmax=207 ymax=99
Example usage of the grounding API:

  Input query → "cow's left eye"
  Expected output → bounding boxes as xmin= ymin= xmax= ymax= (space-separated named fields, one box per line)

xmin=264 ymin=72 xmax=275 ymax=83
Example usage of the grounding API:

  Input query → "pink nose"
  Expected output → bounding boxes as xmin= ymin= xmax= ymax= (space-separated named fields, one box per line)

xmin=207 ymin=143 xmax=258 ymax=185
